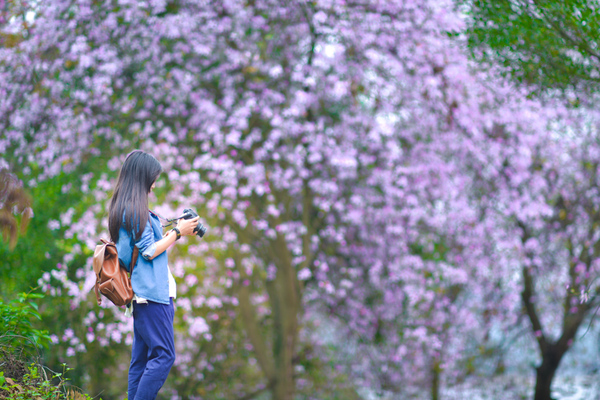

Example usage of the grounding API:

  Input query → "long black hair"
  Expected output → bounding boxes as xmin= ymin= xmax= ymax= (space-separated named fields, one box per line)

xmin=108 ymin=150 xmax=163 ymax=242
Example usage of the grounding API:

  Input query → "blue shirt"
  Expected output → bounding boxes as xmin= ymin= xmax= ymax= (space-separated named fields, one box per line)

xmin=116 ymin=211 xmax=170 ymax=305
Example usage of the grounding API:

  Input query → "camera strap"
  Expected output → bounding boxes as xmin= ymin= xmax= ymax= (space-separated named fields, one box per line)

xmin=150 ymin=210 xmax=180 ymax=228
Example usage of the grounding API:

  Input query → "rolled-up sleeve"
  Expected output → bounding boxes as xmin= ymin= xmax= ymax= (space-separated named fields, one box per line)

xmin=135 ymin=220 xmax=157 ymax=261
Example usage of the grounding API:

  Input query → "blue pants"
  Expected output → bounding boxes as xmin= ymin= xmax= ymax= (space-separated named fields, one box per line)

xmin=128 ymin=299 xmax=175 ymax=400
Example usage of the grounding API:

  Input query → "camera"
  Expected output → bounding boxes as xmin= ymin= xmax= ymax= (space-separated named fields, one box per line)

xmin=181 ymin=208 xmax=207 ymax=238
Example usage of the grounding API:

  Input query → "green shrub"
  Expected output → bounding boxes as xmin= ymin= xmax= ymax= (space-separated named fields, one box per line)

xmin=0 ymin=360 xmax=93 ymax=400
xmin=0 ymin=292 xmax=94 ymax=399
xmin=0 ymin=292 xmax=51 ymax=355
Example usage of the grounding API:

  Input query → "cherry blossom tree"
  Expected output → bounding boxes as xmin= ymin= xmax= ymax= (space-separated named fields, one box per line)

xmin=474 ymin=112 xmax=600 ymax=400
xmin=306 ymin=3 xmax=600 ymax=400
xmin=314 ymin=13 xmax=528 ymax=399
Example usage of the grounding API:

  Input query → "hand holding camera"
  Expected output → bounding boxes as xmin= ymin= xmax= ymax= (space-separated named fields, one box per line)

xmin=176 ymin=216 xmax=199 ymax=237
xmin=174 ymin=208 xmax=208 ymax=238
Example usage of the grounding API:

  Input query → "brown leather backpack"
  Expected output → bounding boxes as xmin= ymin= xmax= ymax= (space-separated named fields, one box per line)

xmin=92 ymin=239 xmax=138 ymax=307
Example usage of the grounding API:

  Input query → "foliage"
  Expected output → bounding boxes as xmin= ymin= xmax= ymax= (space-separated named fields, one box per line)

xmin=0 ymin=292 xmax=91 ymax=400
xmin=0 ymin=357 xmax=92 ymax=400
xmin=0 ymin=292 xmax=50 ymax=356
xmin=463 ymin=0 xmax=600 ymax=98
xmin=0 ymin=170 xmax=88 ymax=295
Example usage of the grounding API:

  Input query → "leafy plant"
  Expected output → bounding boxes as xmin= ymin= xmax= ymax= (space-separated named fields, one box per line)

xmin=0 ymin=361 xmax=93 ymax=400
xmin=0 ymin=292 xmax=51 ymax=356
xmin=0 ymin=293 xmax=93 ymax=399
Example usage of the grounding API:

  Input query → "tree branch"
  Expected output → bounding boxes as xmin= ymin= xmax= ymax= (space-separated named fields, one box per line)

xmin=521 ymin=265 xmax=548 ymax=352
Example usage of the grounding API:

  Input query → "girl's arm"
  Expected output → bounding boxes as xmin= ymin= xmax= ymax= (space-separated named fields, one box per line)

xmin=147 ymin=216 xmax=200 ymax=260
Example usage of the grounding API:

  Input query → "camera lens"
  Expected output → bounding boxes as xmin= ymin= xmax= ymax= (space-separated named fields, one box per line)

xmin=196 ymin=223 xmax=207 ymax=238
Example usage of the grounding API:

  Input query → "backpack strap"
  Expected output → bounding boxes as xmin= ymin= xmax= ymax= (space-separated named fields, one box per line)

xmin=131 ymin=245 xmax=139 ymax=273
xmin=93 ymin=239 xmax=111 ymax=306
xmin=128 ymin=232 xmax=139 ymax=273
xmin=94 ymin=253 xmax=102 ymax=305
xmin=94 ymin=284 xmax=101 ymax=305
xmin=126 ymin=236 xmax=140 ymax=308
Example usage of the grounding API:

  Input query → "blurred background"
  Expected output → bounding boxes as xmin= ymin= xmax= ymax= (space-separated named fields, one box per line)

xmin=2 ymin=1 xmax=600 ymax=399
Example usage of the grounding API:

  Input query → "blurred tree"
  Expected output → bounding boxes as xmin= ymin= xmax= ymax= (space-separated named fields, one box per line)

xmin=0 ymin=169 xmax=31 ymax=250
xmin=467 ymin=118 xmax=600 ymax=400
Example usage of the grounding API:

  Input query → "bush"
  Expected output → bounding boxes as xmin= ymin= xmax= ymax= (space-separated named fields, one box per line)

xmin=0 ymin=292 xmax=50 ymax=355
xmin=0 ymin=293 xmax=93 ymax=399
xmin=0 ymin=357 xmax=92 ymax=400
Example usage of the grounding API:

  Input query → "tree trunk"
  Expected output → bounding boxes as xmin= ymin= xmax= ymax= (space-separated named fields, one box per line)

xmin=233 ymin=182 xmax=316 ymax=399
xmin=272 ymin=371 xmax=294 ymax=400
xmin=268 ymin=242 xmax=299 ymax=400
xmin=431 ymin=358 xmax=440 ymax=400
xmin=235 ymin=232 xmax=300 ymax=400
xmin=534 ymin=349 xmax=561 ymax=400
xmin=520 ymin=264 xmax=576 ymax=400
xmin=270 ymin=318 xmax=296 ymax=400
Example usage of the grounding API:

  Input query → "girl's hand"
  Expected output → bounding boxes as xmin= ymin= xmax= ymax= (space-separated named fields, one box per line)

xmin=176 ymin=216 xmax=200 ymax=236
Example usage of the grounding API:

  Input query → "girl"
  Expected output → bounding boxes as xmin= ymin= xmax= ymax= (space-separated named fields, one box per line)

xmin=108 ymin=150 xmax=199 ymax=400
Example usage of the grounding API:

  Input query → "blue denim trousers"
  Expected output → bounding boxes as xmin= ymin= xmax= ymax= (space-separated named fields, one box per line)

xmin=128 ymin=299 xmax=175 ymax=400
